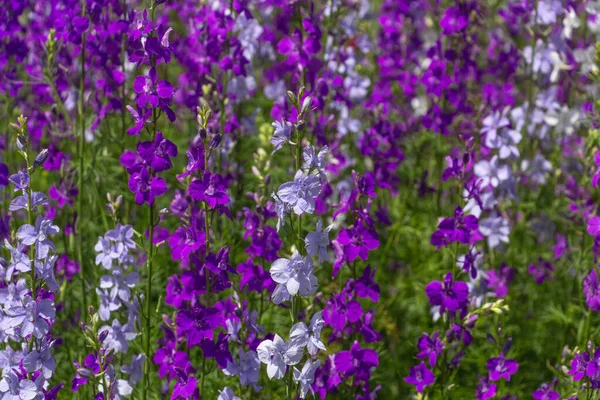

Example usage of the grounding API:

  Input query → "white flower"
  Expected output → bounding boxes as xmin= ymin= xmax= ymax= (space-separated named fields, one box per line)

xmin=305 ymin=220 xmax=333 ymax=263
xmin=270 ymin=251 xmax=318 ymax=304
xmin=257 ymin=335 xmax=303 ymax=379
xmin=289 ymin=311 xmax=326 ymax=356
xmin=293 ymin=359 xmax=321 ymax=399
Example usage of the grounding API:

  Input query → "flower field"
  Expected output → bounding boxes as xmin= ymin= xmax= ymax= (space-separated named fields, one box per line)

xmin=0 ymin=0 xmax=599 ymax=399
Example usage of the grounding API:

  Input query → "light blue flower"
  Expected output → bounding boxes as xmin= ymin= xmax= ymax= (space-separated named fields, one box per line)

xmin=277 ymin=170 xmax=322 ymax=215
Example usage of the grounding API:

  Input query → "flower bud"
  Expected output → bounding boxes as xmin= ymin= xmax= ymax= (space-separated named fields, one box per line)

xmin=210 ymin=134 xmax=222 ymax=149
xmin=76 ymin=368 xmax=93 ymax=378
xmin=34 ymin=149 xmax=49 ymax=167
xmin=98 ymin=329 xmax=109 ymax=343
xmin=16 ymin=135 xmax=27 ymax=152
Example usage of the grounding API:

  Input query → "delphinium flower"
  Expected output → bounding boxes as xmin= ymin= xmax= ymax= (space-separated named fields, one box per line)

xmin=0 ymin=117 xmax=63 ymax=398
xmin=528 ymin=256 xmax=554 ymax=284
xmin=486 ymin=352 xmax=518 ymax=381
xmin=122 ymin=1 xmax=180 ymax=396
xmin=404 ymin=361 xmax=435 ymax=393
xmin=71 ymin=221 xmax=142 ymax=398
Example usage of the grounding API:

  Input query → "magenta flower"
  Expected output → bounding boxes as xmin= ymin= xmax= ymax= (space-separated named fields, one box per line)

xmin=584 ymin=269 xmax=600 ymax=311
xmin=486 ymin=353 xmax=518 ymax=381
xmin=334 ymin=341 xmax=379 ymax=383
xmin=404 ymin=361 xmax=435 ymax=393
xmin=189 ymin=171 xmax=230 ymax=209
xmin=430 ymin=207 xmax=480 ymax=249
xmin=486 ymin=263 xmax=515 ymax=298
xmin=416 ymin=331 xmax=444 ymax=367
xmin=425 ymin=273 xmax=469 ymax=313
xmin=176 ymin=306 xmax=222 ymax=346
xmin=137 ymin=131 xmax=178 ymax=172
xmin=528 ymin=257 xmax=554 ymax=284
xmin=127 ymin=167 xmax=167 ymax=205
xmin=133 ymin=68 xmax=175 ymax=110
xmin=336 ymin=226 xmax=380 ymax=262
xmin=475 ymin=374 xmax=497 ymax=400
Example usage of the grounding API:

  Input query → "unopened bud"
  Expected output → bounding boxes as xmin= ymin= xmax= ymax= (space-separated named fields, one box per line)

xmin=98 ymin=329 xmax=109 ymax=343
xmin=210 ymin=134 xmax=222 ymax=149
xmin=34 ymin=149 xmax=49 ymax=167
xmin=16 ymin=135 xmax=27 ymax=152
xmin=76 ymin=368 xmax=93 ymax=378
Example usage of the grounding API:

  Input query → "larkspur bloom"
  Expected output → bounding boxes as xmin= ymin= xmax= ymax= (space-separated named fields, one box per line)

xmin=256 ymin=334 xmax=303 ymax=380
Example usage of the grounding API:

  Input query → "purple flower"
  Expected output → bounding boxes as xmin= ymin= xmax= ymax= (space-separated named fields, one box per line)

xmin=171 ymin=370 xmax=197 ymax=399
xmin=440 ymin=6 xmax=469 ymax=34
xmin=404 ymin=361 xmax=435 ymax=393
xmin=486 ymin=263 xmax=515 ymax=298
xmin=201 ymin=332 xmax=232 ymax=369
xmin=416 ymin=331 xmax=444 ymax=367
xmin=137 ymin=131 xmax=178 ymax=172
xmin=552 ymin=234 xmax=567 ymax=259
xmin=169 ymin=220 xmax=206 ymax=261
xmin=425 ymin=273 xmax=469 ymax=313
xmin=355 ymin=265 xmax=380 ymax=303
xmin=9 ymin=170 xmax=30 ymax=191
xmin=133 ymin=67 xmax=176 ymax=121
xmin=176 ymin=307 xmax=222 ymax=346
xmin=336 ymin=226 xmax=379 ymax=262
xmin=486 ymin=353 xmax=518 ymax=381
xmin=334 ymin=341 xmax=378 ymax=383
xmin=189 ymin=171 xmax=230 ymax=209
xmin=475 ymin=374 xmax=497 ymax=400
xmin=430 ymin=207 xmax=480 ymax=249
xmin=528 ymin=257 xmax=554 ymax=284
xmin=568 ymin=352 xmax=588 ymax=380
xmin=532 ymin=381 xmax=560 ymax=400
xmin=584 ymin=269 xmax=600 ymax=311
xmin=127 ymin=167 xmax=167 ymax=205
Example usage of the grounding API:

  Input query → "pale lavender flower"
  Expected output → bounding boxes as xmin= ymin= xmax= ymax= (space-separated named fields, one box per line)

xmin=99 ymin=269 xmax=139 ymax=303
xmin=270 ymin=120 xmax=293 ymax=154
xmin=256 ymin=334 xmax=303 ymax=379
xmin=479 ymin=215 xmax=511 ymax=249
xmin=96 ymin=288 xmax=121 ymax=321
xmin=16 ymin=217 xmax=60 ymax=260
xmin=94 ymin=236 xmax=122 ymax=270
xmin=480 ymin=109 xmax=510 ymax=138
xmin=305 ymin=220 xmax=333 ymax=263
xmin=277 ymin=170 xmax=322 ymax=215
xmin=218 ymin=387 xmax=241 ymax=400
xmin=9 ymin=192 xmax=49 ymax=212
xmin=270 ymin=251 xmax=318 ymax=304
xmin=485 ymin=129 xmax=521 ymax=159
xmin=4 ymin=240 xmax=31 ymax=278
xmin=289 ymin=311 xmax=326 ymax=356
xmin=293 ymin=359 xmax=321 ymax=399
xmin=102 ymin=319 xmax=137 ymax=353
xmin=521 ymin=153 xmax=552 ymax=185
xmin=23 ymin=338 xmax=56 ymax=379
xmin=303 ymin=145 xmax=328 ymax=181
xmin=34 ymin=255 xmax=59 ymax=293
xmin=474 ymin=156 xmax=512 ymax=189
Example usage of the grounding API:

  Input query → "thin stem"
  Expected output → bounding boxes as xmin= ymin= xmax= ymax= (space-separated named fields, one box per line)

xmin=76 ymin=0 xmax=88 ymax=318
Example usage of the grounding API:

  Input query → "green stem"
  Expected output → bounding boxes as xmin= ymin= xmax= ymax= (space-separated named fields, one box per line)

xmin=77 ymin=0 xmax=88 ymax=319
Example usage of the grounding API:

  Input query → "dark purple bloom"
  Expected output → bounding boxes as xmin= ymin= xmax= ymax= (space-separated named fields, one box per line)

xmin=584 ymin=269 xmax=600 ymax=311
xmin=127 ymin=167 xmax=167 ymax=205
xmin=425 ymin=273 xmax=469 ymax=313
xmin=486 ymin=353 xmax=518 ymax=381
xmin=355 ymin=265 xmax=380 ymax=303
xmin=528 ymin=257 xmax=554 ymax=284
xmin=475 ymin=374 xmax=497 ymax=400
xmin=189 ymin=171 xmax=230 ymax=209
xmin=430 ymin=207 xmax=480 ymax=249
xmin=552 ymin=234 xmax=567 ymax=259
xmin=440 ymin=6 xmax=470 ymax=34
xmin=416 ymin=331 xmax=444 ymax=367
xmin=334 ymin=341 xmax=379 ymax=383
xmin=176 ymin=306 xmax=222 ymax=346
xmin=137 ymin=131 xmax=178 ymax=172
xmin=404 ymin=362 xmax=435 ymax=393
xmin=486 ymin=263 xmax=515 ymax=298
xmin=336 ymin=226 xmax=379 ymax=262
xmin=200 ymin=332 xmax=232 ymax=369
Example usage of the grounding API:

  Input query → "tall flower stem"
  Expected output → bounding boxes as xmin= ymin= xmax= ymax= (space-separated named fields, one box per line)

xmin=77 ymin=0 xmax=88 ymax=318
